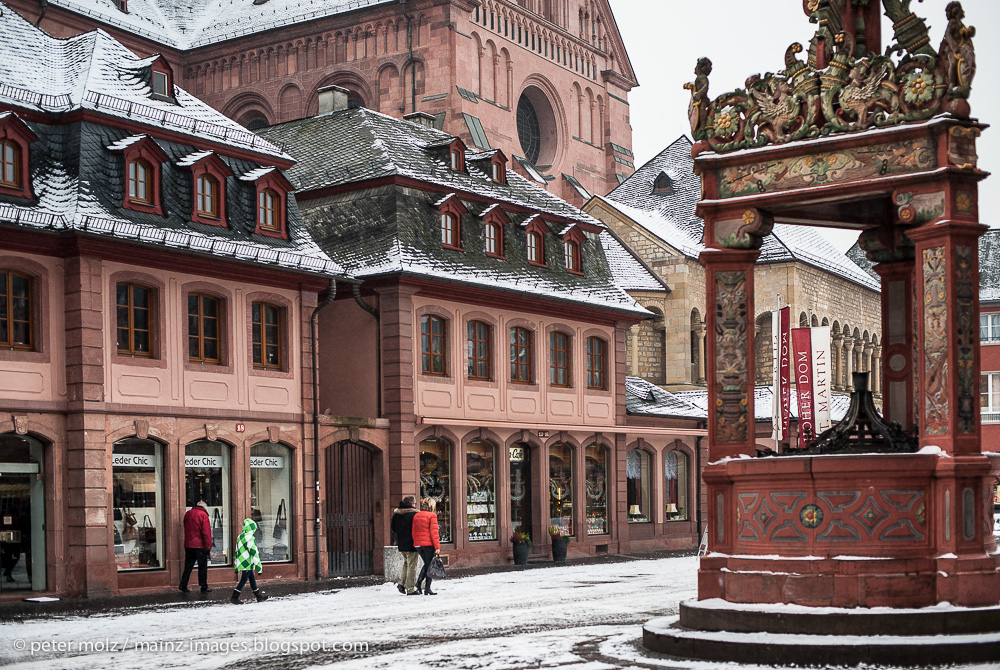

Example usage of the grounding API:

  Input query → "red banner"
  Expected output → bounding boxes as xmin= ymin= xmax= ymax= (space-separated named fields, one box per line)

xmin=779 ymin=307 xmax=791 ymax=442
xmin=791 ymin=327 xmax=815 ymax=448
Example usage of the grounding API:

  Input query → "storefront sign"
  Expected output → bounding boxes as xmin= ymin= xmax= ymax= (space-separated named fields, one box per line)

xmin=112 ymin=454 xmax=155 ymax=468
xmin=509 ymin=446 xmax=526 ymax=463
xmin=250 ymin=456 xmax=285 ymax=469
xmin=185 ymin=455 xmax=223 ymax=468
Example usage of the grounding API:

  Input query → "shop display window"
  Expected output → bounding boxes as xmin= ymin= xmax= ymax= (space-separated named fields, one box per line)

xmin=112 ymin=438 xmax=163 ymax=571
xmin=466 ymin=440 xmax=496 ymax=541
xmin=419 ymin=438 xmax=452 ymax=543
xmin=626 ymin=449 xmax=651 ymax=523
xmin=665 ymin=450 xmax=688 ymax=521
xmin=509 ymin=443 xmax=531 ymax=538
xmin=250 ymin=443 xmax=292 ymax=562
xmin=184 ymin=440 xmax=231 ymax=565
xmin=548 ymin=443 xmax=573 ymax=535
xmin=584 ymin=444 xmax=608 ymax=535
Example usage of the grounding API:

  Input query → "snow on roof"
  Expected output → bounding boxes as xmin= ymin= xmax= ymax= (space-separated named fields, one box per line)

xmin=599 ymin=231 xmax=667 ymax=292
xmin=0 ymin=5 xmax=287 ymax=160
xmin=606 ymin=135 xmax=879 ymax=292
xmin=674 ymin=385 xmax=851 ymax=423
xmin=175 ymin=150 xmax=214 ymax=167
xmin=626 ymin=377 xmax=705 ymax=419
xmin=239 ymin=166 xmax=278 ymax=182
xmin=105 ymin=134 xmax=148 ymax=151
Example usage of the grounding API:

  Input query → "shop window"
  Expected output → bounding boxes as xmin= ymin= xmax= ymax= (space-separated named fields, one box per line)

xmin=251 ymin=301 xmax=282 ymax=370
xmin=0 ymin=113 xmax=37 ymax=199
xmin=509 ymin=443 xmax=531 ymax=539
xmin=626 ymin=449 xmax=651 ymax=522
xmin=586 ymin=336 xmax=607 ymax=390
xmin=250 ymin=443 xmax=292 ymax=562
xmin=550 ymin=331 xmax=570 ymax=387
xmin=188 ymin=293 xmax=222 ymax=364
xmin=0 ymin=433 xmax=45 ymax=591
xmin=467 ymin=320 xmax=491 ymax=380
xmin=116 ymin=282 xmax=154 ymax=358
xmin=419 ymin=438 xmax=452 ymax=543
xmin=0 ymin=270 xmax=33 ymax=351
xmin=112 ymin=439 xmax=163 ymax=571
xmin=185 ymin=440 xmax=231 ymax=566
xmin=585 ymin=444 xmax=608 ymax=535
xmin=549 ymin=443 xmax=573 ymax=535
xmin=665 ymin=450 xmax=688 ymax=521
xmin=510 ymin=326 xmax=532 ymax=383
xmin=420 ymin=314 xmax=447 ymax=375
xmin=466 ymin=440 xmax=496 ymax=541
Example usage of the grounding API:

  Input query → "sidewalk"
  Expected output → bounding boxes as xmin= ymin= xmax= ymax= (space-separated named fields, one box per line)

xmin=0 ymin=549 xmax=695 ymax=621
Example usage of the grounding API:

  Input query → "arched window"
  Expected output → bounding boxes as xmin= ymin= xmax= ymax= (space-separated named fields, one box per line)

xmin=1 ymin=270 xmax=33 ymax=350
xmin=549 ymin=443 xmax=573 ymax=535
xmin=185 ymin=440 xmax=232 ymax=565
xmin=419 ymin=438 xmax=452 ymax=543
xmin=251 ymin=301 xmax=282 ymax=370
xmin=510 ymin=326 xmax=532 ymax=383
xmin=128 ymin=159 xmax=152 ymax=204
xmin=585 ymin=444 xmax=608 ymax=535
xmin=250 ymin=442 xmax=292 ymax=562
xmin=665 ymin=450 xmax=688 ymax=520
xmin=257 ymin=189 xmax=280 ymax=232
xmin=586 ymin=336 xmax=606 ymax=390
xmin=116 ymin=282 xmax=154 ymax=357
xmin=197 ymin=174 xmax=219 ymax=218
xmin=0 ymin=139 xmax=20 ymax=188
xmin=549 ymin=331 xmax=570 ymax=387
xmin=467 ymin=320 xmax=491 ymax=380
xmin=466 ymin=439 xmax=496 ymax=541
xmin=421 ymin=314 xmax=447 ymax=375
xmin=187 ymin=293 xmax=221 ymax=364
xmin=626 ymin=449 xmax=651 ymax=522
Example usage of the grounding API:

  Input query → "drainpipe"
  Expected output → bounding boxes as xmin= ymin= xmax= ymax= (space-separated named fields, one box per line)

xmin=352 ymin=283 xmax=381 ymax=418
xmin=311 ymin=278 xmax=337 ymax=580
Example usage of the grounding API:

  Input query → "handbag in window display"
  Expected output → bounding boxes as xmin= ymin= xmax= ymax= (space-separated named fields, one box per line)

xmin=250 ymin=443 xmax=293 ymax=562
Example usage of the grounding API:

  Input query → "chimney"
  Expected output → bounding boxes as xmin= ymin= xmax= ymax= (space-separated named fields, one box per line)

xmin=404 ymin=111 xmax=436 ymax=129
xmin=317 ymin=85 xmax=350 ymax=115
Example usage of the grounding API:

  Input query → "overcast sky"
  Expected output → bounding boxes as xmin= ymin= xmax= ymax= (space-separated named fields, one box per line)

xmin=611 ymin=0 xmax=1000 ymax=249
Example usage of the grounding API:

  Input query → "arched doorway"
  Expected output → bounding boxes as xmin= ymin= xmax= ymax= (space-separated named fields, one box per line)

xmin=509 ymin=442 xmax=532 ymax=539
xmin=327 ymin=440 xmax=376 ymax=576
xmin=0 ymin=433 xmax=45 ymax=592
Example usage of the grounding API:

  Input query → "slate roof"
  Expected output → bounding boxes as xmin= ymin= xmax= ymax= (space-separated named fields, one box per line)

xmin=605 ymin=136 xmax=880 ymax=292
xmin=0 ymin=1 xmax=286 ymax=160
xmin=847 ymin=228 xmax=1000 ymax=303
xmin=599 ymin=230 xmax=668 ymax=292
xmin=36 ymin=0 xmax=393 ymax=49
xmin=0 ymin=7 xmax=341 ymax=276
xmin=673 ymin=386 xmax=851 ymax=423
xmin=625 ymin=377 xmax=706 ymax=420
xmin=258 ymin=107 xmax=649 ymax=315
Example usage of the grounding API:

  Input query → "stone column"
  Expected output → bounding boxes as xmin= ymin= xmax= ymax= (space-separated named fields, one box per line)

xmin=872 ymin=345 xmax=882 ymax=396
xmin=873 ymin=259 xmax=917 ymax=430
xmin=694 ymin=323 xmax=707 ymax=385
xmin=628 ymin=324 xmax=639 ymax=377
xmin=843 ymin=337 xmax=855 ymax=391
xmin=831 ymin=334 xmax=843 ymax=391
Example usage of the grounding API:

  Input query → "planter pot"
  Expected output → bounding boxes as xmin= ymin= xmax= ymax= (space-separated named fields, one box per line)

xmin=551 ymin=537 xmax=568 ymax=562
xmin=512 ymin=542 xmax=530 ymax=565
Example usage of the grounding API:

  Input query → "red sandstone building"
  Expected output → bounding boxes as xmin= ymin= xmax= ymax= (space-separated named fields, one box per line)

xmin=7 ymin=0 xmax=637 ymax=206
xmin=0 ymin=8 xmax=345 ymax=597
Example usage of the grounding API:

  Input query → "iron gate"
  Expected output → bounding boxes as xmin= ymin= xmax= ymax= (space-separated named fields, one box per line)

xmin=327 ymin=440 xmax=376 ymax=576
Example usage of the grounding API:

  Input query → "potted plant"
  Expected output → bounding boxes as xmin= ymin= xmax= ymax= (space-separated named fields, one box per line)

xmin=549 ymin=525 xmax=570 ymax=562
xmin=511 ymin=530 xmax=531 ymax=565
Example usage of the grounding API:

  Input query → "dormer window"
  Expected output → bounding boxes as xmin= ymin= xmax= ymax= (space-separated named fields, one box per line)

xmin=527 ymin=232 xmax=542 ymax=263
xmin=480 ymin=203 xmax=509 ymax=258
xmin=197 ymin=175 xmax=219 ymax=218
xmin=241 ymin=166 xmax=293 ymax=238
xmin=434 ymin=192 xmax=468 ymax=250
xmin=522 ymin=214 xmax=549 ymax=267
xmin=485 ymin=221 xmax=501 ymax=256
xmin=179 ymin=151 xmax=232 ymax=226
xmin=652 ymin=171 xmax=675 ymax=194
xmin=0 ymin=113 xmax=37 ymax=199
xmin=152 ymin=71 xmax=168 ymax=97
xmin=258 ymin=189 xmax=279 ymax=231
xmin=148 ymin=56 xmax=174 ymax=102
xmin=109 ymin=134 xmax=168 ymax=215
xmin=489 ymin=151 xmax=508 ymax=184
xmin=491 ymin=162 xmax=501 ymax=182
xmin=114 ymin=0 xmax=127 ymax=12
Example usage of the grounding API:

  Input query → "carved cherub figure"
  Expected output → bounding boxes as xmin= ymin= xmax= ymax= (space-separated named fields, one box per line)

xmin=684 ymin=57 xmax=712 ymax=134
xmin=939 ymin=1 xmax=976 ymax=97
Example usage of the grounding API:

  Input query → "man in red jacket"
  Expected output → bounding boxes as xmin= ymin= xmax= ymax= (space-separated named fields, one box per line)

xmin=413 ymin=499 xmax=441 ymax=596
xmin=179 ymin=500 xmax=213 ymax=593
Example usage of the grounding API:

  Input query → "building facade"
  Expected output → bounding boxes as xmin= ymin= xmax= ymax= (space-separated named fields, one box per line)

xmin=984 ymin=230 xmax=1000 ymax=460
xmin=0 ymin=8 xmax=344 ymax=597
xmin=7 ymin=0 xmax=638 ymax=206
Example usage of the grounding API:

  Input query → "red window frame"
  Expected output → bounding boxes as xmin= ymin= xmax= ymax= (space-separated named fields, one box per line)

xmin=562 ymin=226 xmax=586 ymax=275
xmin=586 ymin=336 xmax=607 ymax=390
xmin=183 ymin=152 xmax=232 ymax=227
xmin=0 ymin=114 xmax=37 ymax=199
xmin=524 ymin=215 xmax=549 ymax=267
xmin=245 ymin=168 xmax=293 ymax=238
xmin=467 ymin=320 xmax=491 ymax=380
xmin=550 ymin=331 xmax=570 ymax=387
xmin=111 ymin=135 xmax=167 ymax=215
xmin=437 ymin=193 xmax=467 ymax=251
xmin=421 ymin=315 xmax=447 ymax=375
xmin=489 ymin=150 xmax=508 ymax=184
xmin=482 ymin=205 xmax=509 ymax=258
xmin=510 ymin=326 xmax=532 ymax=384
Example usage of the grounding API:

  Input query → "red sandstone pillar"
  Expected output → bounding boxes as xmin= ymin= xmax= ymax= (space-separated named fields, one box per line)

xmin=874 ymin=260 xmax=917 ymax=431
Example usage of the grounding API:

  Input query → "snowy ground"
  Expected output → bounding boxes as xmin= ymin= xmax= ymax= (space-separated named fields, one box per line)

xmin=0 ymin=555 xmax=996 ymax=670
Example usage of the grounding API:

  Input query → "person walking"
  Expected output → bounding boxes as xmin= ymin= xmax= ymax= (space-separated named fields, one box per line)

xmin=390 ymin=496 xmax=419 ymax=595
xmin=231 ymin=518 xmax=268 ymax=604
xmin=178 ymin=501 xmax=213 ymax=593
xmin=413 ymin=499 xmax=441 ymax=596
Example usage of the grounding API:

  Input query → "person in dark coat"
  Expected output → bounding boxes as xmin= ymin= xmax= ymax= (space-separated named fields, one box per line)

xmin=179 ymin=501 xmax=213 ymax=593
xmin=413 ymin=498 xmax=441 ymax=596
xmin=390 ymin=496 xmax=419 ymax=595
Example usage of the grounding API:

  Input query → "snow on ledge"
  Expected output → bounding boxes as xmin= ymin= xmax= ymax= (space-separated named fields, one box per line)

xmin=685 ymin=597 xmax=1000 ymax=615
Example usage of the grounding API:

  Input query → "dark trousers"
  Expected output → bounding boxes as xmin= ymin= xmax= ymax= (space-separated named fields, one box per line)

xmin=179 ymin=548 xmax=209 ymax=589
xmin=415 ymin=545 xmax=436 ymax=592
xmin=235 ymin=570 xmax=258 ymax=592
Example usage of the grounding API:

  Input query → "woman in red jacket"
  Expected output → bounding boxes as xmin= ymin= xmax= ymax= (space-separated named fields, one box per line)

xmin=412 ymin=499 xmax=440 ymax=595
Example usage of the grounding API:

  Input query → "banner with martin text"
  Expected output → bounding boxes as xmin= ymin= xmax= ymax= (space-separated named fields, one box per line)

xmin=810 ymin=326 xmax=832 ymax=437
xmin=791 ymin=327 xmax=815 ymax=449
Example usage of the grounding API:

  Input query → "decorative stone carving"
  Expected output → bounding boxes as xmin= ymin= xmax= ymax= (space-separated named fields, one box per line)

xmin=955 ymin=244 xmax=976 ymax=434
xmin=714 ymin=270 xmax=749 ymax=443
xmin=205 ymin=423 xmax=219 ymax=442
xmin=922 ymin=246 xmax=949 ymax=435
xmin=713 ymin=208 xmax=775 ymax=250
xmin=135 ymin=420 xmax=149 ymax=440
xmin=267 ymin=426 xmax=280 ymax=443
xmin=13 ymin=415 xmax=28 ymax=435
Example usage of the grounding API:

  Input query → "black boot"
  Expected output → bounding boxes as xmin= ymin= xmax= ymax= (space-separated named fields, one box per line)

xmin=253 ymin=588 xmax=268 ymax=602
xmin=424 ymin=580 xmax=436 ymax=595
xmin=231 ymin=589 xmax=241 ymax=604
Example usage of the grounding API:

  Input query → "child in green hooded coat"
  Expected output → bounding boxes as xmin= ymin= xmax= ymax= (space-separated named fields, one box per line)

xmin=231 ymin=518 xmax=268 ymax=604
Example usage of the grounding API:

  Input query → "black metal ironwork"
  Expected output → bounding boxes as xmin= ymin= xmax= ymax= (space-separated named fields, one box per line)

xmin=327 ymin=440 xmax=375 ymax=577
xmin=777 ymin=372 xmax=919 ymax=456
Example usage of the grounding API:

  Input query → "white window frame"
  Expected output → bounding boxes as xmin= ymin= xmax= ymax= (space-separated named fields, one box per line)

xmin=982 ymin=313 xmax=1000 ymax=344
xmin=983 ymin=372 xmax=1000 ymax=413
